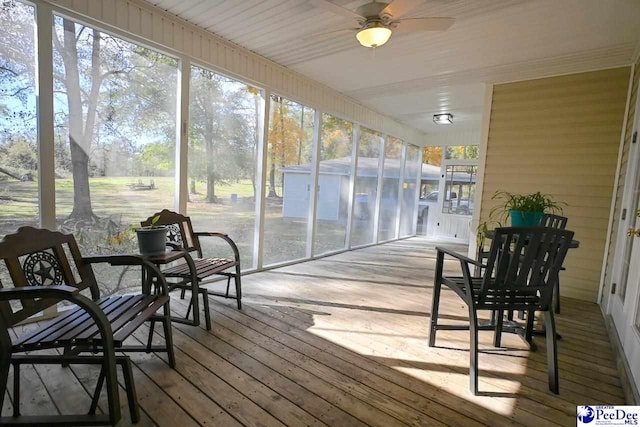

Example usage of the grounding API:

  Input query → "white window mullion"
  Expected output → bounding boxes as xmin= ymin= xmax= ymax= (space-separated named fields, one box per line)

xmin=373 ymin=134 xmax=386 ymax=243
xmin=175 ymin=58 xmax=190 ymax=214
xmin=307 ymin=111 xmax=322 ymax=258
xmin=412 ymin=145 xmax=423 ymax=236
xmin=345 ymin=124 xmax=360 ymax=249
xmin=254 ymin=90 xmax=270 ymax=270
xmin=394 ymin=141 xmax=407 ymax=239
xmin=35 ymin=2 xmax=56 ymax=230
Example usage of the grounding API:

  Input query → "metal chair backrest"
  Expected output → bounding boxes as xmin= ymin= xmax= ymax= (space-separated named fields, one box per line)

xmin=479 ymin=226 xmax=574 ymax=310
xmin=0 ymin=227 xmax=99 ymax=326
xmin=141 ymin=209 xmax=202 ymax=257
xmin=539 ymin=213 xmax=568 ymax=229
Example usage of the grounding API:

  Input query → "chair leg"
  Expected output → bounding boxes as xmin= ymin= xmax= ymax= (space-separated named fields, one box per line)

xmin=146 ymin=320 xmax=156 ymax=352
xmin=234 ymin=265 xmax=242 ymax=310
xmin=120 ymin=358 xmax=140 ymax=423
xmin=162 ymin=301 xmax=176 ymax=369
xmin=554 ymin=276 xmax=561 ymax=314
xmin=186 ymin=299 xmax=193 ymax=320
xmin=89 ymin=366 xmax=105 ymax=415
xmin=493 ymin=310 xmax=504 ymax=348
xmin=544 ymin=310 xmax=559 ymax=394
xmin=525 ymin=310 xmax=535 ymax=344
xmin=0 ymin=351 xmax=10 ymax=417
xmin=90 ymin=358 xmax=140 ymax=423
xmin=428 ymin=282 xmax=442 ymax=347
xmin=468 ymin=304 xmax=479 ymax=395
xmin=62 ymin=343 xmax=72 ymax=367
xmin=12 ymin=362 xmax=20 ymax=417
xmin=102 ymin=356 xmax=121 ymax=425
xmin=201 ymin=288 xmax=212 ymax=331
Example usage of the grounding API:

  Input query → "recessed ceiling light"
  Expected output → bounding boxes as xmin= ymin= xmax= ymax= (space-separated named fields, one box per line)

xmin=433 ymin=113 xmax=453 ymax=124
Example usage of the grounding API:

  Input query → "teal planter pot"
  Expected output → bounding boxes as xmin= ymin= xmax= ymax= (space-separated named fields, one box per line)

xmin=510 ymin=210 xmax=544 ymax=227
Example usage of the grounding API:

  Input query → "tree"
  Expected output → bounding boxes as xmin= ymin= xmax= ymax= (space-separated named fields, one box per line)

xmin=51 ymin=17 xmax=178 ymax=219
xmin=189 ymin=68 xmax=258 ymax=202
xmin=267 ymin=96 xmax=312 ymax=197
xmin=320 ymin=115 xmax=352 ymax=160
xmin=0 ymin=2 xmax=37 ymax=176
xmin=422 ymin=146 xmax=442 ymax=166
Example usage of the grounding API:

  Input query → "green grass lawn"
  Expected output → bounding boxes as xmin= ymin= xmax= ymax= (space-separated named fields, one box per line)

xmin=1 ymin=176 xmax=366 ymax=294
xmin=0 ymin=177 xmax=352 ymax=260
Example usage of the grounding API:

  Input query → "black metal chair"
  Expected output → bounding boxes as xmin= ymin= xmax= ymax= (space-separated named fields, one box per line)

xmin=538 ymin=213 xmax=568 ymax=313
xmin=477 ymin=213 xmax=569 ymax=313
xmin=429 ymin=226 xmax=574 ymax=395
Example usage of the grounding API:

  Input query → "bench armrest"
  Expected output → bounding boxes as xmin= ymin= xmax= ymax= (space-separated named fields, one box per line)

xmin=192 ymin=231 xmax=240 ymax=262
xmin=194 ymin=231 xmax=228 ymax=238
xmin=82 ymin=255 xmax=169 ymax=296
xmin=0 ymin=284 xmax=79 ymax=301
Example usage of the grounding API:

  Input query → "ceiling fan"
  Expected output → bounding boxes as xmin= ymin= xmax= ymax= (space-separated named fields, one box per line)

xmin=309 ymin=0 xmax=455 ymax=48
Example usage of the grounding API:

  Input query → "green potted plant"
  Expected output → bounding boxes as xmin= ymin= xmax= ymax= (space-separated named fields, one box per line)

xmin=135 ymin=215 xmax=167 ymax=256
xmin=490 ymin=191 xmax=565 ymax=227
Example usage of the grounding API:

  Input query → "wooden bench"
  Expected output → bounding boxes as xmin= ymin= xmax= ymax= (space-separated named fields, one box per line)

xmin=142 ymin=209 xmax=242 ymax=331
xmin=0 ymin=227 xmax=175 ymax=425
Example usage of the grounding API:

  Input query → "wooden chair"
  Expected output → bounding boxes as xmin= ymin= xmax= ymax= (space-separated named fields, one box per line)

xmin=142 ymin=210 xmax=242 ymax=330
xmin=0 ymin=227 xmax=175 ymax=425
xmin=429 ymin=226 xmax=574 ymax=394
xmin=538 ymin=213 xmax=568 ymax=313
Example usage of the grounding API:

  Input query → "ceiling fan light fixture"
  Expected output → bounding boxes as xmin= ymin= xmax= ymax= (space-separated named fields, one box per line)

xmin=356 ymin=22 xmax=392 ymax=48
xmin=433 ymin=113 xmax=453 ymax=124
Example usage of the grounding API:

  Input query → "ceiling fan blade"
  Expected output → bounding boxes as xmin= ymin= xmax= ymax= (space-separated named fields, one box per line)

xmin=304 ymin=27 xmax=359 ymax=41
xmin=393 ymin=17 xmax=455 ymax=32
xmin=381 ymin=0 xmax=423 ymax=19
xmin=309 ymin=0 xmax=365 ymax=20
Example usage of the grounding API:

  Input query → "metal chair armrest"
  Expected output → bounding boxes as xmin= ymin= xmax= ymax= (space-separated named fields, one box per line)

xmin=436 ymin=246 xmax=486 ymax=269
xmin=193 ymin=231 xmax=241 ymax=263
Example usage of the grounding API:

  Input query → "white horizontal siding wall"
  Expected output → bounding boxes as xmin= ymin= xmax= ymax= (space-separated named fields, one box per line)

xmin=480 ymin=67 xmax=630 ymax=302
xmin=602 ymin=61 xmax=639 ymax=295
xmin=48 ymin=0 xmax=425 ymax=144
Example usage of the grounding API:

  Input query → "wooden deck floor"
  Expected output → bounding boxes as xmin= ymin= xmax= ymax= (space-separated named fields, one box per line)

xmin=4 ymin=237 xmax=625 ymax=426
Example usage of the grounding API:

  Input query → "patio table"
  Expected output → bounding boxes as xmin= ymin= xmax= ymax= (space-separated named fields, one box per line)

xmin=140 ymin=248 xmax=202 ymax=327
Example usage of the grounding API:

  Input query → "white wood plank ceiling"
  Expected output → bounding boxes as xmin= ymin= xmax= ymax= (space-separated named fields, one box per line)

xmin=144 ymin=0 xmax=640 ymax=135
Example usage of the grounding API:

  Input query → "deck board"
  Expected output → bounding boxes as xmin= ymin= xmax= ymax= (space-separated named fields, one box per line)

xmin=3 ymin=237 xmax=625 ymax=426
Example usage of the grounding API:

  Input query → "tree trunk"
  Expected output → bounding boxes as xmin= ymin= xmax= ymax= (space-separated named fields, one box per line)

xmin=268 ymin=156 xmax=276 ymax=198
xmin=0 ymin=167 xmax=22 ymax=181
xmin=69 ymin=142 xmax=94 ymax=219
xmin=61 ymin=19 xmax=96 ymax=221
xmin=205 ymin=138 xmax=216 ymax=202
xmin=190 ymin=178 xmax=197 ymax=194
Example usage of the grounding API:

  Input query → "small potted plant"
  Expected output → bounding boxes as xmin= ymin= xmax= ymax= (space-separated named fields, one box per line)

xmin=490 ymin=191 xmax=565 ymax=227
xmin=135 ymin=215 xmax=167 ymax=256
